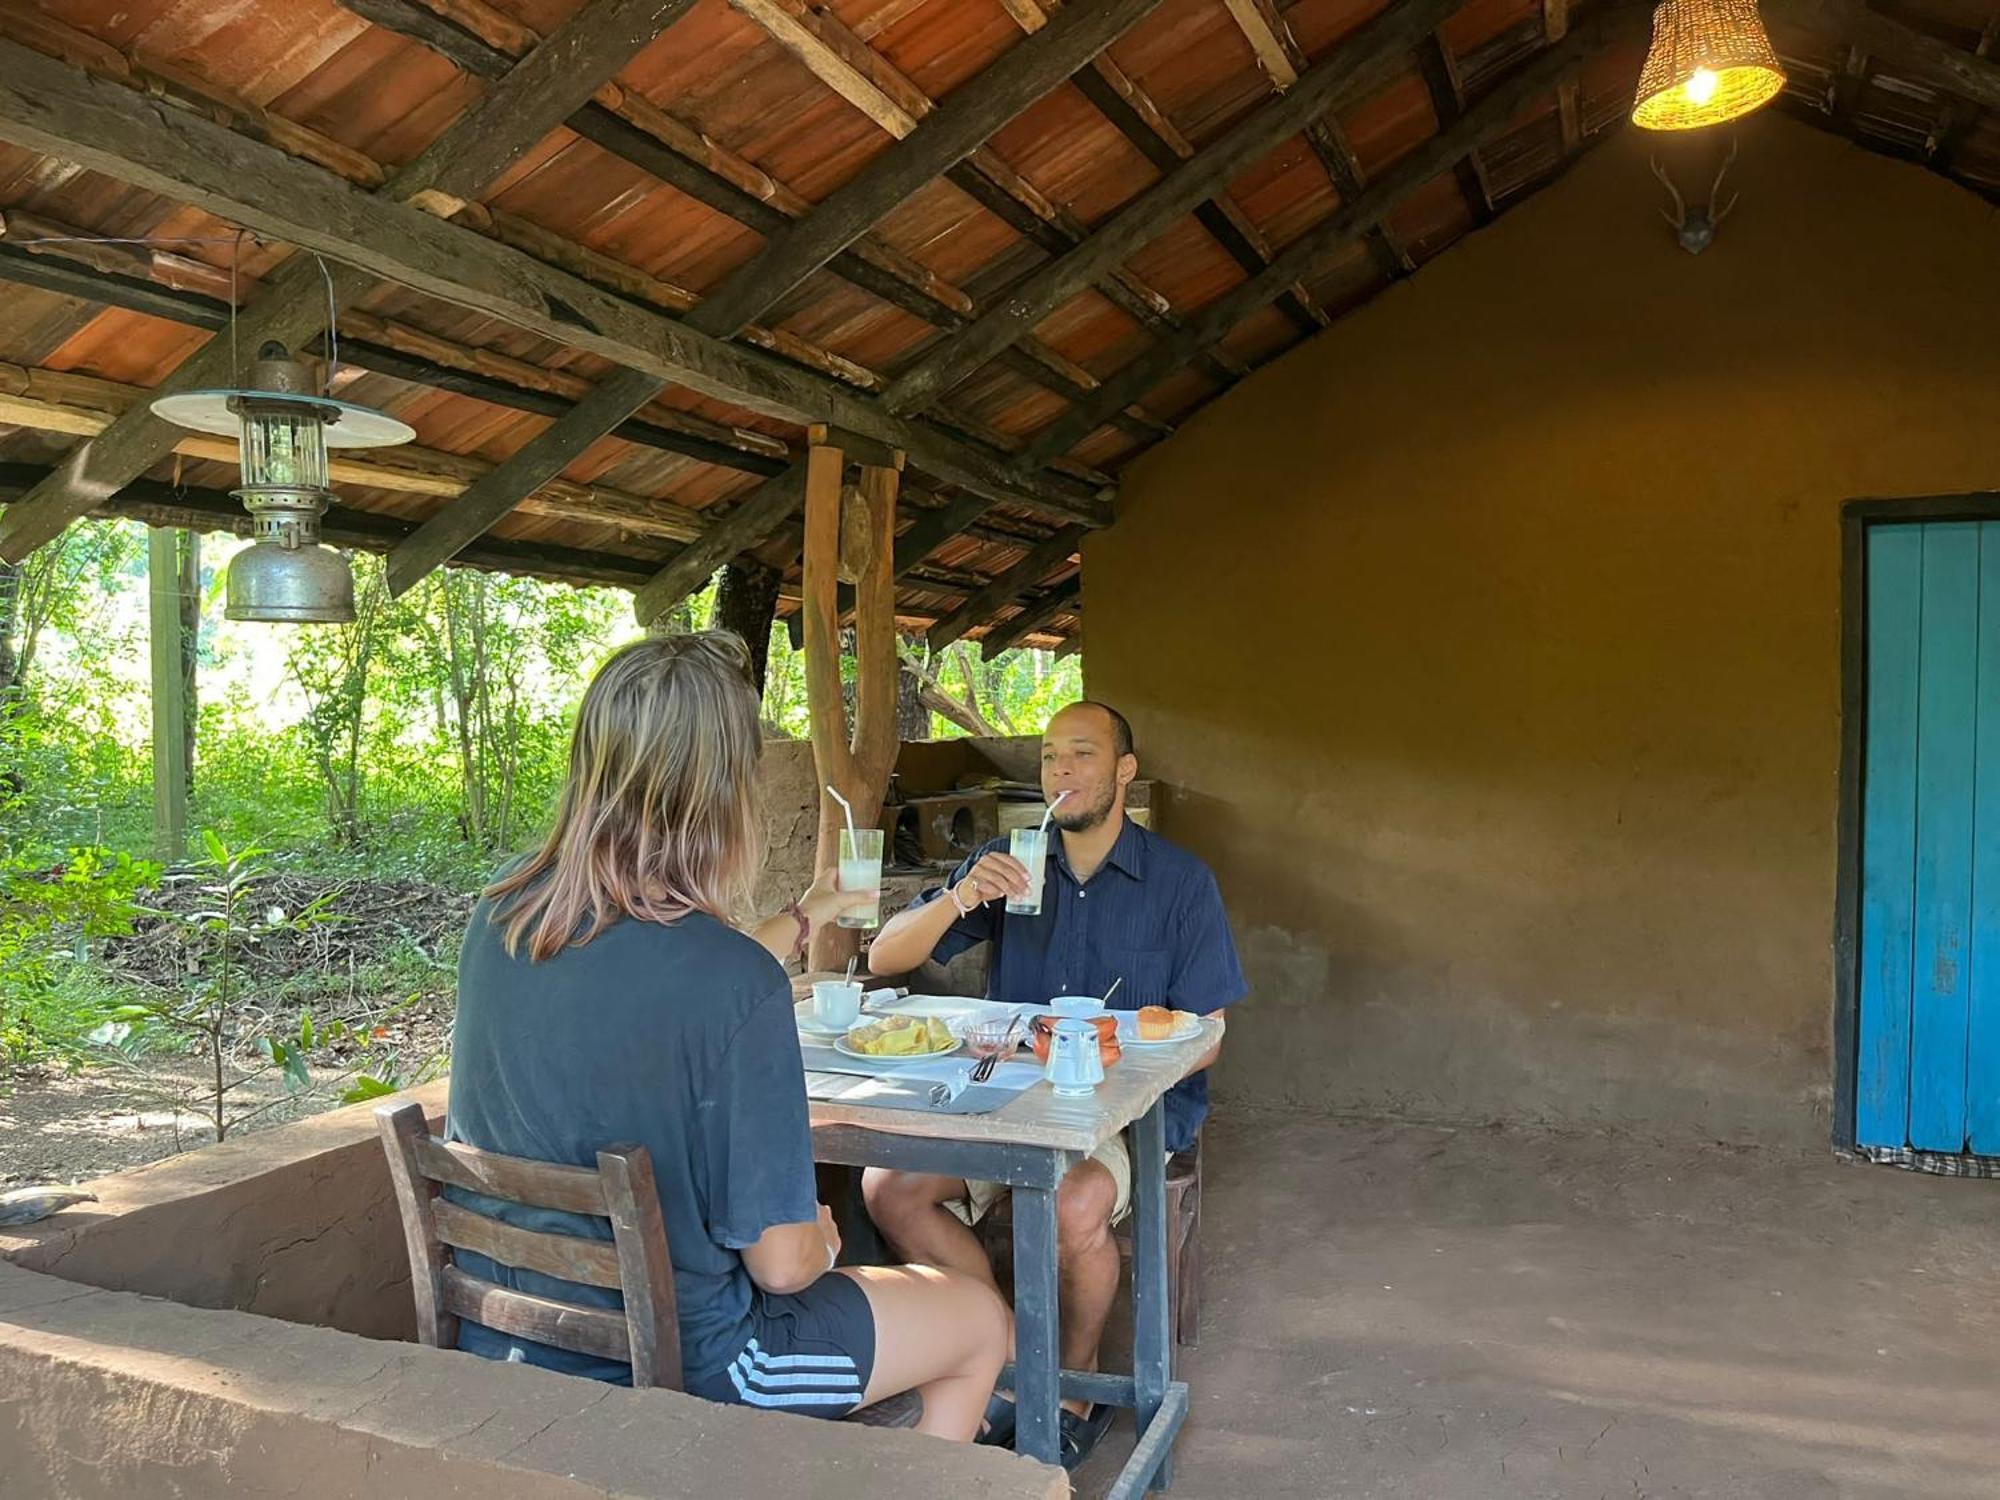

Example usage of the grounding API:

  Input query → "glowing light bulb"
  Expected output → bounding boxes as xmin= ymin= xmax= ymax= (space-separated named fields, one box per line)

xmin=1684 ymin=66 xmax=1720 ymax=105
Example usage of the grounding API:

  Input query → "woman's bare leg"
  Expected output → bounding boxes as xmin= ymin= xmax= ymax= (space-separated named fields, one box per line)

xmin=835 ymin=1265 xmax=1008 ymax=1442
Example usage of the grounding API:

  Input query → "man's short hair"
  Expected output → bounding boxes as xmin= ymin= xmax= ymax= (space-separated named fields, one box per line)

xmin=1068 ymin=700 xmax=1134 ymax=758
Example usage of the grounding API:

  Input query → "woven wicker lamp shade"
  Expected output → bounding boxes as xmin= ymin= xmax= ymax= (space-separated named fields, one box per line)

xmin=1632 ymin=0 xmax=1786 ymax=130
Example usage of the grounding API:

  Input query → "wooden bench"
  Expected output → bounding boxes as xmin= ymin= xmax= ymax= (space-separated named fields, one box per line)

xmin=375 ymin=1103 xmax=918 ymax=1425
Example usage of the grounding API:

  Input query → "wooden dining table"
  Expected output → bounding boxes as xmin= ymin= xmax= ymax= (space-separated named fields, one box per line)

xmin=794 ymin=977 xmax=1218 ymax=1494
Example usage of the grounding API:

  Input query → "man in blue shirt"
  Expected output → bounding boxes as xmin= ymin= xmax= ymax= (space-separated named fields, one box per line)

xmin=864 ymin=701 xmax=1247 ymax=1466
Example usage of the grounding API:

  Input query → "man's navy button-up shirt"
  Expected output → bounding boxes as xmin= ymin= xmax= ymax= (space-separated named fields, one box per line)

xmin=910 ymin=817 xmax=1246 ymax=1152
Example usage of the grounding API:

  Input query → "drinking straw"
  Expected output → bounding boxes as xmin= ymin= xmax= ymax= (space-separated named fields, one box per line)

xmin=826 ymin=784 xmax=857 ymax=841
xmin=1038 ymin=788 xmax=1072 ymax=835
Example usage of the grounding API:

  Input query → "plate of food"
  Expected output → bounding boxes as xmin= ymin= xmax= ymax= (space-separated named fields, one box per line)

xmin=836 ymin=1014 xmax=961 ymax=1062
xmin=1118 ymin=1006 xmax=1202 ymax=1046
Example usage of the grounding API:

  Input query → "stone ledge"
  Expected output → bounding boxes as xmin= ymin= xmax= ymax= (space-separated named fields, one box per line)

xmin=0 ymin=1260 xmax=1067 ymax=1499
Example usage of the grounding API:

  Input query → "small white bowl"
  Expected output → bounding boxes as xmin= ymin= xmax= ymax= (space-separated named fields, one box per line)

xmin=1049 ymin=995 xmax=1106 ymax=1018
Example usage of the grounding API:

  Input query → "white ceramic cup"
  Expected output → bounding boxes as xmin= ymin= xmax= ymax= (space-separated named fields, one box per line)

xmin=812 ymin=980 xmax=864 ymax=1029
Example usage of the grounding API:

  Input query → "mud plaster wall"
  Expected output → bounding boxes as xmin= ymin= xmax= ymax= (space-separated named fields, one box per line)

xmin=1088 ymin=115 xmax=2000 ymax=1147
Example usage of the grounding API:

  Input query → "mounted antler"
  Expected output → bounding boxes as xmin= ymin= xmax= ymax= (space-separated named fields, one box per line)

xmin=1649 ymin=136 xmax=1740 ymax=255
xmin=1650 ymin=155 xmax=1687 ymax=230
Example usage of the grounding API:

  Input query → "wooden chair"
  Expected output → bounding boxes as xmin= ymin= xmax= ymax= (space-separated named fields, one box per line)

xmin=976 ymin=1129 xmax=1205 ymax=1348
xmin=376 ymin=1103 xmax=918 ymax=1425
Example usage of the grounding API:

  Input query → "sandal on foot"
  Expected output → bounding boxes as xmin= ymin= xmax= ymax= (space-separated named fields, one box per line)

xmin=977 ymin=1392 xmax=1017 ymax=1447
xmin=1058 ymin=1404 xmax=1116 ymax=1472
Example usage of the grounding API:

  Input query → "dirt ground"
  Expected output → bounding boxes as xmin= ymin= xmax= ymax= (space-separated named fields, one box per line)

xmin=1075 ymin=1113 xmax=2000 ymax=1500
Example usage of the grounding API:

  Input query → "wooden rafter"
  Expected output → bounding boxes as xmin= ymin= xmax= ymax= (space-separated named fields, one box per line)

xmin=0 ymin=463 xmax=665 ymax=593
xmin=0 ymin=37 xmax=1112 ymax=528
xmin=1777 ymin=0 xmax=2000 ymax=109
xmin=877 ymin=0 xmax=1468 ymax=418
xmin=339 ymin=0 xmax=1158 ymax=446
xmin=0 ymin=358 xmax=706 ymax=542
xmin=928 ymin=523 xmax=1085 ymax=651
xmin=1546 ymin=0 xmax=1582 ymax=154
xmin=1202 ymin=0 xmax=1414 ymax=287
xmin=631 ymin=466 xmax=807 ymax=623
xmin=1013 ymin=20 xmax=1617 ymax=473
xmin=0 ymin=0 xmax=696 ymax=564
xmin=1003 ymin=0 xmax=1327 ymax=332
xmin=690 ymin=0 xmax=1162 ymax=339
xmin=1923 ymin=12 xmax=1998 ymax=167
xmin=383 ymin=366 xmax=667 ymax=593
xmin=728 ymin=0 xmax=1242 ymax=388
xmin=980 ymin=573 xmax=1080 ymax=659
xmin=1416 ymin=34 xmax=1497 ymax=226
xmin=0 ymin=234 xmax=790 ymax=479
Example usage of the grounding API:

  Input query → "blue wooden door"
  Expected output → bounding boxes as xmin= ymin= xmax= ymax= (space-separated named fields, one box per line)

xmin=1857 ymin=520 xmax=2000 ymax=1153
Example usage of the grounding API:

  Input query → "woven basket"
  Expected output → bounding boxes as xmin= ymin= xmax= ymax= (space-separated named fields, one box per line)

xmin=1632 ymin=0 xmax=1785 ymax=130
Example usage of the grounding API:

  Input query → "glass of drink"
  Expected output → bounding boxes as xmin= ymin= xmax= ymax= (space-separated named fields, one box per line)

xmin=837 ymin=827 xmax=883 ymax=929
xmin=1007 ymin=827 xmax=1048 ymax=916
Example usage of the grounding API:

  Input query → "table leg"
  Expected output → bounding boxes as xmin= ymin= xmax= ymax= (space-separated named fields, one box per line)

xmin=1130 ymin=1100 xmax=1172 ymax=1489
xmin=1012 ymin=1181 xmax=1062 ymax=1465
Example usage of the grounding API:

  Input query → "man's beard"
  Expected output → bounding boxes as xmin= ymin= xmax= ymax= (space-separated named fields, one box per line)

xmin=1052 ymin=780 xmax=1118 ymax=833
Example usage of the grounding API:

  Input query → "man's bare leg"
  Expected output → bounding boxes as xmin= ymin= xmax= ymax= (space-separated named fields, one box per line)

xmin=1053 ymin=1158 xmax=1121 ymax=1417
xmin=865 ymin=1162 xmax=1122 ymax=1423
xmin=861 ymin=1170 xmax=998 ymax=1290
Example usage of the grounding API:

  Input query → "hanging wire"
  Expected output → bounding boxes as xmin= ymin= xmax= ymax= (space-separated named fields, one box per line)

xmin=311 ymin=252 xmax=339 ymax=395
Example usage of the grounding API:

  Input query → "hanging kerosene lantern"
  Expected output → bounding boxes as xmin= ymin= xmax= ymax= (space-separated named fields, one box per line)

xmin=150 ymin=341 xmax=415 ymax=623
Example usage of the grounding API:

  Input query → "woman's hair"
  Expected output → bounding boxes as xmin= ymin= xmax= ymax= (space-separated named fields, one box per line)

xmin=486 ymin=630 xmax=764 ymax=961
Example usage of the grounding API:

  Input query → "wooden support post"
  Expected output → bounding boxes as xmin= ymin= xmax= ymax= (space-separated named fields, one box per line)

xmin=178 ymin=528 xmax=199 ymax=795
xmin=801 ymin=432 xmax=901 ymax=971
xmin=148 ymin=526 xmax=190 ymax=860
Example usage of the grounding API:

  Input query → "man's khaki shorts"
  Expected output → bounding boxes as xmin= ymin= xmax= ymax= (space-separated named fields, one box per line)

xmin=947 ymin=1131 xmax=1135 ymax=1228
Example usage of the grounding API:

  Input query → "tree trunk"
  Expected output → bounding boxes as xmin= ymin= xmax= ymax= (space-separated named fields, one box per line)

xmin=178 ymin=530 xmax=199 ymax=794
xmin=896 ymin=634 xmax=930 ymax=742
xmin=714 ymin=559 xmax=782 ymax=693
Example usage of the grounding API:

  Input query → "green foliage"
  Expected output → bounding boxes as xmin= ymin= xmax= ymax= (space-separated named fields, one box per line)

xmin=0 ymin=846 xmax=160 ymax=1065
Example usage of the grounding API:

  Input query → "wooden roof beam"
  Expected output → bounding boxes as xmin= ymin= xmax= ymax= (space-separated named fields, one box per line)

xmin=0 ymin=0 xmax=697 ymax=563
xmin=1005 ymin=0 xmax=1328 ymax=332
xmin=1922 ymin=12 xmax=1998 ymax=169
xmin=1204 ymin=0 xmax=1414 ymax=287
xmin=1013 ymin=18 xmax=1619 ymax=472
xmin=0 ymin=358 xmax=707 ymax=542
xmin=1545 ymin=0 xmax=1582 ymax=154
xmin=878 ymin=0 xmax=1470 ymax=418
xmin=0 ymin=465 xmax=666 ymax=593
xmin=1776 ymin=0 xmax=2000 ymax=109
xmin=1416 ymin=34 xmax=1497 ymax=225
xmin=980 ymin=574 xmax=1080 ymax=659
xmin=730 ymin=0 xmax=1239 ymax=388
xmin=692 ymin=0 xmax=1162 ymax=338
xmin=0 ymin=38 xmax=1111 ymax=528
xmin=927 ymin=523 xmax=1085 ymax=651
xmin=341 ymin=1 xmax=1161 ymax=451
xmin=631 ymin=465 xmax=808 ymax=622
xmin=383 ymin=366 xmax=667 ymax=594
xmin=0 ymin=239 xmax=793 ymax=479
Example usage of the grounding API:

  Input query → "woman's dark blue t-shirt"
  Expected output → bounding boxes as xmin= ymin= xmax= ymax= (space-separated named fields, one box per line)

xmin=445 ymin=894 xmax=818 ymax=1387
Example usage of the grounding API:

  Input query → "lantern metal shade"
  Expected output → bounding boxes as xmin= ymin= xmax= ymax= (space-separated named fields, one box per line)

xmin=225 ymin=535 xmax=357 ymax=623
xmin=1632 ymin=0 xmax=1785 ymax=130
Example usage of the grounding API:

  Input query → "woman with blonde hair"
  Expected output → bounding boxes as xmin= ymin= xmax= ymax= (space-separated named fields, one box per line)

xmin=446 ymin=631 xmax=1006 ymax=1439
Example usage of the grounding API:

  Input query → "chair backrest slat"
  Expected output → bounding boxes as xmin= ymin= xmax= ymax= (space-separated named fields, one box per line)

xmin=597 ymin=1145 xmax=682 ymax=1389
xmin=375 ymin=1103 xmax=683 ymax=1390
xmin=412 ymin=1132 xmax=608 ymax=1215
xmin=432 ymin=1198 xmax=625 ymax=1291
xmin=377 ymin=1102 xmax=458 ymax=1348
xmin=439 ymin=1265 xmax=631 ymax=1364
